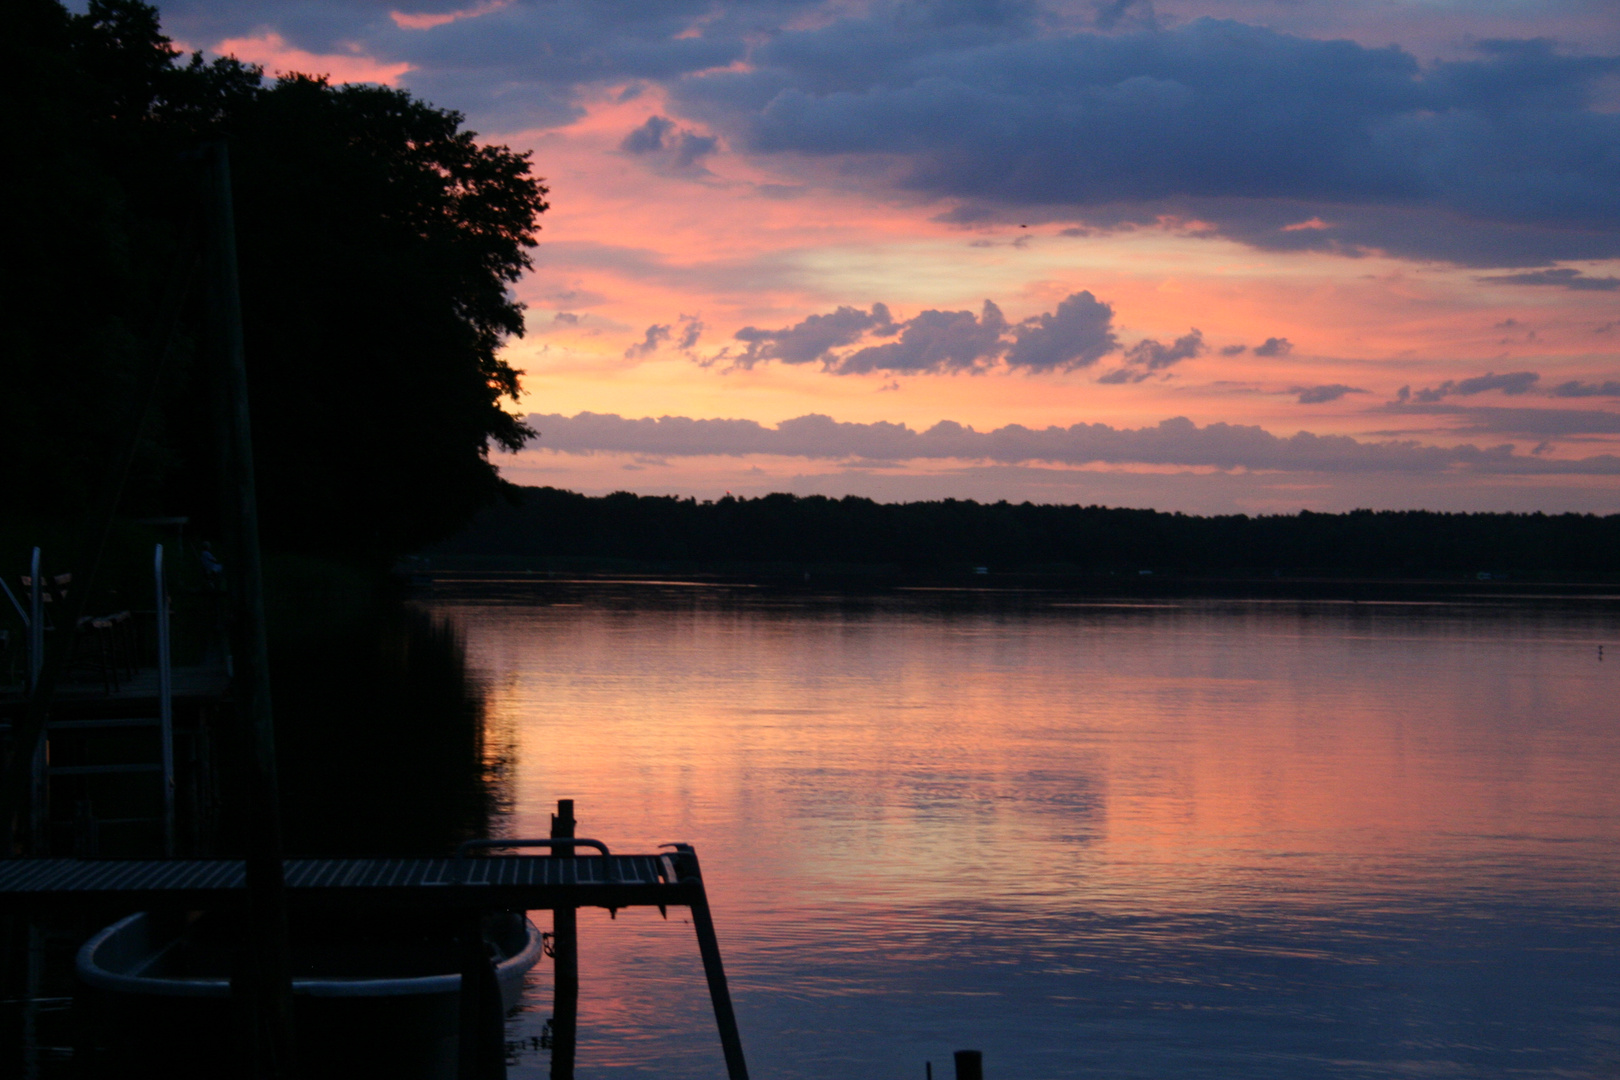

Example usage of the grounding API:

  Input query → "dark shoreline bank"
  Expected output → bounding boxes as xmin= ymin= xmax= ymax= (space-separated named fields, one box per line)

xmin=409 ymin=565 xmax=1620 ymax=608
xmin=425 ymin=488 xmax=1620 ymax=589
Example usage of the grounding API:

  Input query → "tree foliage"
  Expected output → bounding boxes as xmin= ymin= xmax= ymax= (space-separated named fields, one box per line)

xmin=4 ymin=0 xmax=548 ymax=557
xmin=438 ymin=488 xmax=1620 ymax=580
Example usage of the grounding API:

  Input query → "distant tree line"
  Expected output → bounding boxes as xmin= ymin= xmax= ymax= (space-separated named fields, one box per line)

xmin=431 ymin=488 xmax=1620 ymax=579
xmin=6 ymin=0 xmax=546 ymax=561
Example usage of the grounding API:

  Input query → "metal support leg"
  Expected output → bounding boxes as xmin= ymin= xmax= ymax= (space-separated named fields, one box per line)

xmin=672 ymin=846 xmax=750 ymax=1080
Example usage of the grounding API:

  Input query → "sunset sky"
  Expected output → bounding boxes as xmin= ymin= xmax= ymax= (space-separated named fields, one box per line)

xmin=145 ymin=0 xmax=1619 ymax=512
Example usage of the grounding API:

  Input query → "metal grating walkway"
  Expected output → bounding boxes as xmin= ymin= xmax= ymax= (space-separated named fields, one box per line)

xmin=0 ymin=841 xmax=749 ymax=1080
xmin=0 ymin=853 xmax=693 ymax=911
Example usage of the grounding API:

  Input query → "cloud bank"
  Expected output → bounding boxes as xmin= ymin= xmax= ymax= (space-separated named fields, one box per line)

xmin=522 ymin=411 xmax=1620 ymax=476
xmin=680 ymin=17 xmax=1620 ymax=265
xmin=167 ymin=2 xmax=1620 ymax=267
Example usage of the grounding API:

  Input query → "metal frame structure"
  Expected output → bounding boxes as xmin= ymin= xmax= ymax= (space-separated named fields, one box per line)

xmin=0 ymin=843 xmax=751 ymax=1080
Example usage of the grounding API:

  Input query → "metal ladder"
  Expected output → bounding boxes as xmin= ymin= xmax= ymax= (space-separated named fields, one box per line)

xmin=16 ymin=545 xmax=176 ymax=856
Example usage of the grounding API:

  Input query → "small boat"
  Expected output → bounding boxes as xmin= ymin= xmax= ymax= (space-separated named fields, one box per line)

xmin=76 ymin=908 xmax=543 ymax=1078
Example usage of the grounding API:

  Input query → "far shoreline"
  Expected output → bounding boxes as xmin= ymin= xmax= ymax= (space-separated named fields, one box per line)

xmin=405 ymin=563 xmax=1620 ymax=606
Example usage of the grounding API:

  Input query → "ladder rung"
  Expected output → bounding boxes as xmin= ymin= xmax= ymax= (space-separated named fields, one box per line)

xmin=48 ymin=763 xmax=162 ymax=776
xmin=48 ymin=717 xmax=161 ymax=730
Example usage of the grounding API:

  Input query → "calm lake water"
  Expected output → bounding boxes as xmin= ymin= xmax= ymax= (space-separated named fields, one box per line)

xmin=428 ymin=587 xmax=1620 ymax=1080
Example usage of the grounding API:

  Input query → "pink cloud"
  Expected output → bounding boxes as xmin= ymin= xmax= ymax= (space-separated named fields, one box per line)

xmin=214 ymin=33 xmax=412 ymax=85
xmin=390 ymin=1 xmax=512 ymax=32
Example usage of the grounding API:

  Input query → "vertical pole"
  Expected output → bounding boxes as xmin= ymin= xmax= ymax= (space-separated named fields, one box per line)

xmin=27 ymin=549 xmax=45 ymax=854
xmin=204 ymin=141 xmax=297 ymax=1079
xmin=26 ymin=549 xmax=42 ymax=691
xmin=953 ymin=1050 xmax=983 ymax=1080
xmin=677 ymin=847 xmax=750 ymax=1080
xmin=22 ymin=921 xmax=44 ymax=1080
xmin=155 ymin=544 xmax=175 ymax=856
xmin=549 ymin=799 xmax=578 ymax=1080
xmin=457 ymin=911 xmax=508 ymax=1080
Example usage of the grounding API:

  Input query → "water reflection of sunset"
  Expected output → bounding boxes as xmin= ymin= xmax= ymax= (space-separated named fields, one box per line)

xmin=436 ymin=595 xmax=1620 ymax=1079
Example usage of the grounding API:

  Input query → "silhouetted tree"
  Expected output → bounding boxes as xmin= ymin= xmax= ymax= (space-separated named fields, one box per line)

xmin=433 ymin=489 xmax=1620 ymax=581
xmin=4 ymin=0 xmax=547 ymax=558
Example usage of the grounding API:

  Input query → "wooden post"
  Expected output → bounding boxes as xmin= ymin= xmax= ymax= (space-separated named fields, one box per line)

xmin=204 ymin=141 xmax=297 ymax=1079
xmin=953 ymin=1050 xmax=983 ymax=1080
xmin=549 ymin=799 xmax=578 ymax=1080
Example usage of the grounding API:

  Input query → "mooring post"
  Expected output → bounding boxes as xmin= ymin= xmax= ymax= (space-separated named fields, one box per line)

xmin=954 ymin=1049 xmax=983 ymax=1080
xmin=155 ymin=544 xmax=175 ymax=856
xmin=205 ymin=141 xmax=297 ymax=1079
xmin=673 ymin=845 xmax=750 ymax=1080
xmin=458 ymin=911 xmax=507 ymax=1080
xmin=27 ymin=548 xmax=45 ymax=854
xmin=550 ymin=799 xmax=578 ymax=1080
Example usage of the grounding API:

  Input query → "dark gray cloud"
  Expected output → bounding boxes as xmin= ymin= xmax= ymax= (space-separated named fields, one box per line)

xmin=1549 ymin=380 xmax=1620 ymax=398
xmin=1003 ymin=290 xmax=1118 ymax=371
xmin=1399 ymin=370 xmax=1541 ymax=403
xmin=676 ymin=316 xmax=704 ymax=350
xmin=678 ymin=19 xmax=1620 ymax=264
xmin=1099 ymin=327 xmax=1204 ymax=383
xmin=1252 ymin=336 xmax=1293 ymax=357
xmin=164 ymin=1 xmax=1620 ymax=265
xmin=160 ymin=0 xmax=764 ymax=129
xmin=727 ymin=290 xmax=1132 ymax=375
xmin=837 ymin=301 xmax=1010 ymax=373
xmin=1294 ymin=384 xmax=1365 ymax=404
xmin=1477 ymin=267 xmax=1620 ymax=291
xmin=1125 ymin=329 xmax=1205 ymax=370
xmin=733 ymin=304 xmax=899 ymax=368
xmin=621 ymin=114 xmax=719 ymax=169
xmin=1219 ymin=343 xmax=1247 ymax=356
xmin=523 ymin=410 xmax=1620 ymax=475
xmin=621 ymin=115 xmax=676 ymax=154
xmin=624 ymin=323 xmax=671 ymax=359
